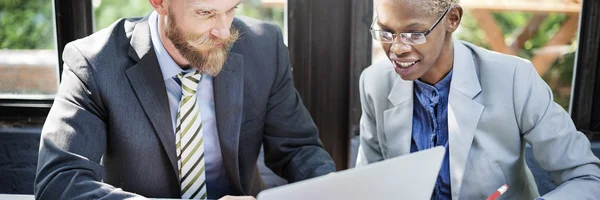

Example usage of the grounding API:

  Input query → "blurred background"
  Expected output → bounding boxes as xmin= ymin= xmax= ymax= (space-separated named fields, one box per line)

xmin=0 ymin=0 xmax=579 ymax=109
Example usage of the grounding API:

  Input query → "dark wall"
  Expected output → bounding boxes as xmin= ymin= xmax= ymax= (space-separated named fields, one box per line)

xmin=592 ymin=62 xmax=600 ymax=131
xmin=571 ymin=0 xmax=600 ymax=140
xmin=0 ymin=128 xmax=41 ymax=194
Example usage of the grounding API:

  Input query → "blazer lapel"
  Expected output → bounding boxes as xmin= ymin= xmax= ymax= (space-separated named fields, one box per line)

xmin=448 ymin=40 xmax=484 ymax=200
xmin=383 ymin=76 xmax=414 ymax=158
xmin=214 ymin=52 xmax=245 ymax=193
xmin=125 ymin=16 xmax=179 ymax=180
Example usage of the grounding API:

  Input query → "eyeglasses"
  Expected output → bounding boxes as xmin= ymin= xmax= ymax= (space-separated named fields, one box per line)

xmin=370 ymin=6 xmax=452 ymax=45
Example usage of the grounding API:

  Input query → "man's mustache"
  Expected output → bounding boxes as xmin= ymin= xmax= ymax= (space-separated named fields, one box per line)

xmin=184 ymin=28 xmax=240 ymax=50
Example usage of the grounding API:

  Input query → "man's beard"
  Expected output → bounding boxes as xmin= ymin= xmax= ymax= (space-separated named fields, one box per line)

xmin=164 ymin=13 xmax=240 ymax=76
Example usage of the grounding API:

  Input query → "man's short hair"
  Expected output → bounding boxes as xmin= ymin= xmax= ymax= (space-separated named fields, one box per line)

xmin=424 ymin=0 xmax=459 ymax=15
xmin=375 ymin=0 xmax=459 ymax=16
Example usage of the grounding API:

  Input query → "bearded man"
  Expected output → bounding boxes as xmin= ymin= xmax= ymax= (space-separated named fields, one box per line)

xmin=34 ymin=0 xmax=335 ymax=199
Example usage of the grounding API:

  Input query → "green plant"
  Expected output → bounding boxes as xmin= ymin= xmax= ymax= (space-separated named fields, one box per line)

xmin=456 ymin=11 xmax=576 ymax=110
xmin=0 ymin=0 xmax=54 ymax=49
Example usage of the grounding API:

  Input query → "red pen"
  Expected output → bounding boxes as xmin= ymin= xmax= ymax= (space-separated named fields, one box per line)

xmin=486 ymin=184 xmax=508 ymax=200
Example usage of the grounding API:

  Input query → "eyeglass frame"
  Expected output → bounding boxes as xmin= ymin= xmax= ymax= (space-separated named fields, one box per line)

xmin=370 ymin=6 xmax=453 ymax=45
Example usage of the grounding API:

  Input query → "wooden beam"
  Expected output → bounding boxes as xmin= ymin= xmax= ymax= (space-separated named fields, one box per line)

xmin=471 ymin=10 xmax=515 ymax=55
xmin=460 ymin=0 xmax=581 ymax=14
xmin=510 ymin=14 xmax=548 ymax=52
xmin=288 ymin=0 xmax=353 ymax=171
xmin=531 ymin=13 xmax=579 ymax=75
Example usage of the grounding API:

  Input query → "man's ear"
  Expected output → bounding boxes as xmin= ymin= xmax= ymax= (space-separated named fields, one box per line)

xmin=149 ymin=0 xmax=168 ymax=16
xmin=446 ymin=5 xmax=463 ymax=33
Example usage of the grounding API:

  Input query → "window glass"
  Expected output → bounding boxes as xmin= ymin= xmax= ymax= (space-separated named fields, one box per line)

xmin=0 ymin=0 xmax=57 ymax=98
xmin=94 ymin=0 xmax=286 ymax=35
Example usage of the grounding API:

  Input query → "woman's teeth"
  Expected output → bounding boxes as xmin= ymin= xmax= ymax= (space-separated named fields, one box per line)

xmin=396 ymin=61 xmax=417 ymax=68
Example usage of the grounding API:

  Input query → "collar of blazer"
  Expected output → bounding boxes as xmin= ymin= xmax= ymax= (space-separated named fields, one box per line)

xmin=384 ymin=40 xmax=484 ymax=199
xmin=125 ymin=15 xmax=247 ymax=194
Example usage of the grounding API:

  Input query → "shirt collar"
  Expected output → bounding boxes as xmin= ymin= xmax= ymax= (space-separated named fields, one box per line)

xmin=414 ymin=69 xmax=454 ymax=93
xmin=148 ymin=11 xmax=184 ymax=80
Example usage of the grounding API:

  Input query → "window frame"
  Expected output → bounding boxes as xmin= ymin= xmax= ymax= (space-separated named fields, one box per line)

xmin=0 ymin=0 xmax=94 ymax=120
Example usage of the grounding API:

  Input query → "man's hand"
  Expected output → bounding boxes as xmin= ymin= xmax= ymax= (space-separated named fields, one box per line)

xmin=218 ymin=195 xmax=256 ymax=200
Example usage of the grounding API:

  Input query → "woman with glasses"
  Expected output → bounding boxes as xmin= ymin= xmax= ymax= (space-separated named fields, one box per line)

xmin=356 ymin=0 xmax=600 ymax=199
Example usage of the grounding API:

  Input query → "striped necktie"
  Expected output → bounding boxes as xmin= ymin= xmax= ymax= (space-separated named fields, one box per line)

xmin=175 ymin=71 xmax=207 ymax=199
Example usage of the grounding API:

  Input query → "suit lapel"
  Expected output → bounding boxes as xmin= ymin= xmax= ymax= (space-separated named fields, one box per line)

xmin=383 ymin=76 xmax=414 ymax=158
xmin=125 ymin=16 xmax=179 ymax=180
xmin=448 ymin=40 xmax=484 ymax=200
xmin=214 ymin=52 xmax=245 ymax=193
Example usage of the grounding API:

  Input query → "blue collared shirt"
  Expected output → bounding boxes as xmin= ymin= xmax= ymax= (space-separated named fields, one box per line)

xmin=148 ymin=11 xmax=235 ymax=199
xmin=411 ymin=70 xmax=453 ymax=200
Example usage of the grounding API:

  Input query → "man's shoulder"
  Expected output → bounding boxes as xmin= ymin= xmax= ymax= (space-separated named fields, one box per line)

xmin=360 ymin=59 xmax=405 ymax=98
xmin=460 ymin=40 xmax=534 ymax=73
xmin=229 ymin=16 xmax=285 ymax=68
xmin=362 ymin=59 xmax=396 ymax=81
xmin=64 ymin=16 xmax=144 ymax=68
xmin=232 ymin=16 xmax=282 ymax=41
xmin=69 ymin=16 xmax=142 ymax=52
xmin=458 ymin=40 xmax=540 ymax=99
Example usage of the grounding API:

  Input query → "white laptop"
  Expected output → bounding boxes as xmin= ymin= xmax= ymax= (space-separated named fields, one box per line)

xmin=257 ymin=146 xmax=446 ymax=200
